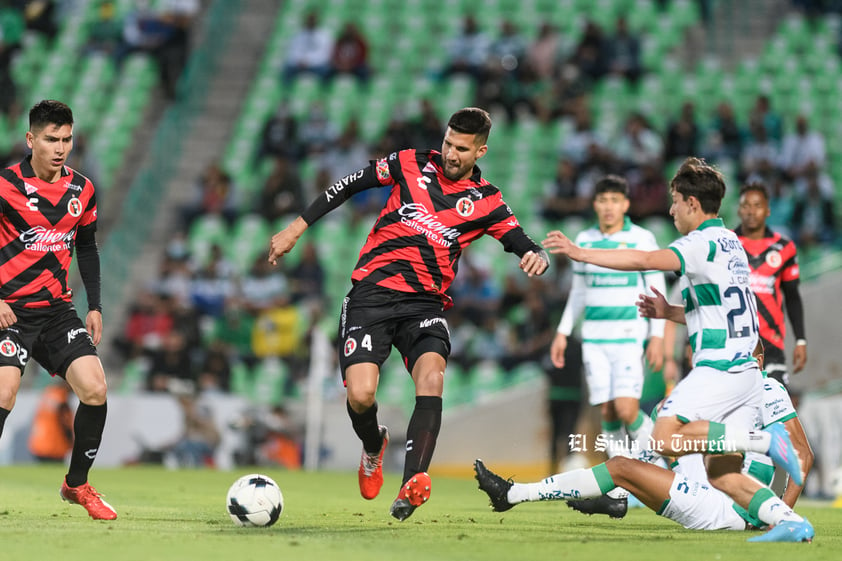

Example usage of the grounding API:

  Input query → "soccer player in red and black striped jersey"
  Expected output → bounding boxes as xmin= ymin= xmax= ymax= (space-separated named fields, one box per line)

xmin=0 ymin=100 xmax=116 ymax=520
xmin=736 ymin=182 xmax=807 ymax=388
xmin=269 ymin=107 xmax=549 ymax=521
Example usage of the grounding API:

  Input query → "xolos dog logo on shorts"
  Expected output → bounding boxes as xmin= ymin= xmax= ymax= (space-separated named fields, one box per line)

xmin=67 ymin=197 xmax=83 ymax=217
xmin=344 ymin=337 xmax=357 ymax=357
xmin=0 ymin=339 xmax=18 ymax=357
xmin=456 ymin=197 xmax=474 ymax=217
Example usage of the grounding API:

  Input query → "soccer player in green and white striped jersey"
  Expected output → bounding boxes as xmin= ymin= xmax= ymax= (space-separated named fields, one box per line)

xmin=551 ymin=175 xmax=666 ymax=459
xmin=542 ymin=157 xmax=813 ymax=542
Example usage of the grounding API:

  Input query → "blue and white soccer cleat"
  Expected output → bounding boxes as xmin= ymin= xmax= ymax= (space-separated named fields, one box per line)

xmin=748 ymin=519 xmax=814 ymax=543
xmin=763 ymin=423 xmax=803 ymax=486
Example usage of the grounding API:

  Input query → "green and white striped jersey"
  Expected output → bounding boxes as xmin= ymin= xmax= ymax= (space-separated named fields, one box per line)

xmin=668 ymin=218 xmax=759 ymax=372
xmin=558 ymin=217 xmax=666 ymax=345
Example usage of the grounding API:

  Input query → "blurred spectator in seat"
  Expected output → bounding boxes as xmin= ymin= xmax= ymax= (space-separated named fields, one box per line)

xmin=0 ymin=4 xmax=23 ymax=120
xmin=169 ymin=389 xmax=220 ymax=468
xmin=439 ymin=15 xmax=490 ymax=83
xmin=282 ymin=10 xmax=334 ymax=85
xmin=626 ymin=161 xmax=670 ymax=221
xmin=540 ymin=157 xmax=592 ymax=222
xmin=85 ymin=0 xmax=123 ymax=55
xmin=561 ymin=105 xmax=604 ymax=166
xmin=740 ymin=121 xmax=780 ymax=185
xmin=152 ymin=251 xmax=194 ymax=308
xmin=330 ymin=21 xmax=370 ymax=83
xmin=664 ymin=101 xmax=700 ymax=163
xmin=181 ymin=161 xmax=239 ymax=228
xmin=568 ymin=19 xmax=608 ymax=83
xmin=534 ymin=63 xmax=589 ymax=123
xmin=447 ymin=257 xmax=500 ymax=328
xmin=702 ymin=101 xmax=743 ymax=164
xmin=790 ymin=167 xmax=837 ymax=247
xmin=147 ymin=330 xmax=194 ymax=392
xmin=237 ymin=254 xmax=290 ymax=316
xmin=501 ymin=288 xmax=557 ymax=371
xmin=525 ymin=22 xmax=562 ymax=82
xmin=409 ymin=98 xmax=443 ymax=150
xmin=256 ymin=103 xmax=303 ymax=162
xmin=255 ymin=155 xmax=305 ymax=222
xmin=605 ymin=16 xmax=642 ymax=83
xmin=189 ymin=244 xmax=237 ymax=319
xmin=298 ymin=101 xmax=339 ymax=158
xmin=196 ymin=340 xmax=232 ymax=393
xmin=28 ymin=381 xmax=74 ymax=463
xmin=113 ymin=291 xmax=175 ymax=360
xmin=288 ymin=240 xmax=325 ymax=306
xmin=476 ymin=20 xmax=539 ymax=121
xmin=23 ymin=0 xmax=57 ymax=38
xmin=748 ymin=94 xmax=783 ymax=143
xmin=612 ymin=112 xmax=664 ymax=171
xmin=318 ymin=119 xmax=369 ymax=182
xmin=778 ymin=114 xmax=826 ymax=182
xmin=115 ymin=0 xmax=199 ymax=98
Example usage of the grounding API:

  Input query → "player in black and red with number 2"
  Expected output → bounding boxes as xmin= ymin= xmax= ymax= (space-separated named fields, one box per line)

xmin=736 ymin=182 xmax=807 ymax=388
xmin=0 ymin=100 xmax=116 ymax=520
xmin=269 ymin=107 xmax=549 ymax=521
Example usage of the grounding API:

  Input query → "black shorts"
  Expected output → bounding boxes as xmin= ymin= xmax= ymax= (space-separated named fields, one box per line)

xmin=0 ymin=301 xmax=98 ymax=377
xmin=337 ymin=282 xmax=451 ymax=378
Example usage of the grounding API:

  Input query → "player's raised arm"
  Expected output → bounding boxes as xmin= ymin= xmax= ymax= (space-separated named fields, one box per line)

xmin=542 ymin=230 xmax=681 ymax=273
xmin=267 ymin=162 xmax=387 ymax=264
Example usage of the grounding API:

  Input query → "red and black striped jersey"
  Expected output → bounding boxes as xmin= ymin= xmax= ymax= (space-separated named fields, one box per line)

xmin=0 ymin=157 xmax=97 ymax=308
xmin=735 ymin=226 xmax=799 ymax=351
xmin=351 ymin=149 xmax=541 ymax=308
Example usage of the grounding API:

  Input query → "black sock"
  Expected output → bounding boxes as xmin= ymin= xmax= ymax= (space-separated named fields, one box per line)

xmin=0 ymin=406 xmax=10 ymax=437
xmin=402 ymin=396 xmax=442 ymax=484
xmin=347 ymin=400 xmax=382 ymax=453
xmin=66 ymin=401 xmax=107 ymax=488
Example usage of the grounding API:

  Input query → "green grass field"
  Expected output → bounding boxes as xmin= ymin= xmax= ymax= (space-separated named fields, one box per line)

xmin=1 ymin=465 xmax=840 ymax=561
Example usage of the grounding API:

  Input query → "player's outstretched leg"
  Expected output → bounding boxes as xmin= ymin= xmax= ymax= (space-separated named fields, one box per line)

xmin=763 ymin=424 xmax=803 ymax=486
xmin=390 ymin=472 xmax=431 ymax=521
xmin=60 ymin=478 xmax=117 ymax=520
xmin=359 ymin=425 xmax=389 ymax=500
xmin=474 ymin=459 xmax=515 ymax=512
xmin=748 ymin=519 xmax=814 ymax=543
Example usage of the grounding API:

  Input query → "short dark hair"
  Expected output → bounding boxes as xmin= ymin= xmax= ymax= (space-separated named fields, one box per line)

xmin=739 ymin=181 xmax=769 ymax=201
xmin=29 ymin=100 xmax=74 ymax=132
xmin=669 ymin=157 xmax=726 ymax=215
xmin=594 ymin=175 xmax=627 ymax=197
xmin=447 ymin=107 xmax=491 ymax=144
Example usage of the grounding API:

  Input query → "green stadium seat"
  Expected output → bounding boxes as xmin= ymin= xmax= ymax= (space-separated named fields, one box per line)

xmin=227 ymin=214 xmax=272 ymax=274
xmin=188 ymin=214 xmax=230 ymax=266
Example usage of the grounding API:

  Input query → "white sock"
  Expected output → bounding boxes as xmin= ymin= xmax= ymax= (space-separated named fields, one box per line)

xmin=507 ymin=464 xmax=615 ymax=504
xmin=600 ymin=421 xmax=630 ymax=458
xmin=722 ymin=426 xmax=771 ymax=453
xmin=751 ymin=488 xmax=804 ymax=526
xmin=626 ymin=411 xmax=654 ymax=456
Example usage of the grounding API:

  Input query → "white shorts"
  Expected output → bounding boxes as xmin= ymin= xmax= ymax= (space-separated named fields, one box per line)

xmin=657 ymin=365 xmax=763 ymax=427
xmin=660 ymin=473 xmax=747 ymax=531
xmin=582 ymin=342 xmax=644 ymax=406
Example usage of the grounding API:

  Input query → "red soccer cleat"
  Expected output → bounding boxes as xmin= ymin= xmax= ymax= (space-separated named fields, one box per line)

xmin=60 ymin=478 xmax=117 ymax=520
xmin=358 ymin=425 xmax=389 ymax=500
xmin=390 ymin=472 xmax=432 ymax=521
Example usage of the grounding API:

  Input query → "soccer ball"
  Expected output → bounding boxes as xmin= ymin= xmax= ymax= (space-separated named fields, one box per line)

xmin=226 ymin=473 xmax=284 ymax=527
